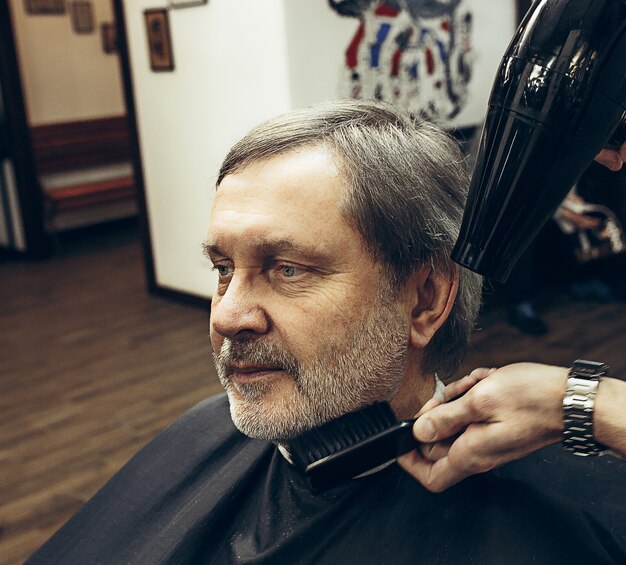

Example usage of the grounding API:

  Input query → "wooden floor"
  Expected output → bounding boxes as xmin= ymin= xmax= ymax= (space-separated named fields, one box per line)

xmin=1 ymin=220 xmax=626 ymax=565
xmin=0 ymin=221 xmax=220 ymax=565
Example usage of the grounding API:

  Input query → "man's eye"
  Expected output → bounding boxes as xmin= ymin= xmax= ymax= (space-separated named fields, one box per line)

xmin=214 ymin=265 xmax=232 ymax=277
xmin=279 ymin=265 xmax=299 ymax=278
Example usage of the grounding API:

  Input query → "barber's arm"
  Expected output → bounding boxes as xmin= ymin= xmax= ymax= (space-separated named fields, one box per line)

xmin=397 ymin=144 xmax=626 ymax=492
xmin=397 ymin=364 xmax=626 ymax=492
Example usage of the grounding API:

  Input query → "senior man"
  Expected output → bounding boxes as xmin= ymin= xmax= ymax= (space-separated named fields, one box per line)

xmin=27 ymin=100 xmax=625 ymax=564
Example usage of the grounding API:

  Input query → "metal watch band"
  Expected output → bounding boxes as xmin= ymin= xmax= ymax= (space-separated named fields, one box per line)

xmin=562 ymin=359 xmax=609 ymax=457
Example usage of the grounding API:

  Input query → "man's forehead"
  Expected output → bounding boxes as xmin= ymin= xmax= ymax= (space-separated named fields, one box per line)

xmin=211 ymin=147 xmax=346 ymax=224
xmin=207 ymin=147 xmax=366 ymax=263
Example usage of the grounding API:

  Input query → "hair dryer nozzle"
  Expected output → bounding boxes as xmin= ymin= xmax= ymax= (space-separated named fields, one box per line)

xmin=452 ymin=240 xmax=513 ymax=283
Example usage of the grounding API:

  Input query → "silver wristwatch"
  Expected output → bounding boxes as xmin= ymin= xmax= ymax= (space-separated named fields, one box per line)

xmin=562 ymin=359 xmax=608 ymax=457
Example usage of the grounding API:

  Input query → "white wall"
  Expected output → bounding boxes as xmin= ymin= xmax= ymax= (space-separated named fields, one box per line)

xmin=123 ymin=0 xmax=294 ymax=299
xmin=123 ymin=0 xmax=517 ymax=299
xmin=282 ymin=0 xmax=358 ymax=108
xmin=10 ymin=0 xmax=125 ymax=125
xmin=453 ymin=0 xmax=517 ymax=128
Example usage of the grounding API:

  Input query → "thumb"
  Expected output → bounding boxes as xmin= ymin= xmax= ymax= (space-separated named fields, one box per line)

xmin=412 ymin=396 xmax=476 ymax=442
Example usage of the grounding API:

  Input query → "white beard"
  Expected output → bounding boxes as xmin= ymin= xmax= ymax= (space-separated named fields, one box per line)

xmin=213 ymin=293 xmax=409 ymax=442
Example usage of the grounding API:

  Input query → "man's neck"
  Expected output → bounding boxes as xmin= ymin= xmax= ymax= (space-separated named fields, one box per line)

xmin=390 ymin=359 xmax=436 ymax=419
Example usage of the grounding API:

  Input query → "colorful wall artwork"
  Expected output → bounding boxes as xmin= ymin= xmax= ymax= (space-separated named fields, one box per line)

xmin=330 ymin=0 xmax=477 ymax=122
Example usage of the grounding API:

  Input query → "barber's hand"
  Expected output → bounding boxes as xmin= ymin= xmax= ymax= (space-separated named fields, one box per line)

xmin=397 ymin=363 xmax=567 ymax=492
xmin=595 ymin=142 xmax=626 ymax=171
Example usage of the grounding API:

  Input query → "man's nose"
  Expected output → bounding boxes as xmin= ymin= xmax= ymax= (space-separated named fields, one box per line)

xmin=210 ymin=278 xmax=270 ymax=339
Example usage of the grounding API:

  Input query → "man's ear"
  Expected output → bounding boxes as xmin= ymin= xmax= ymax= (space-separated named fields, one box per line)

xmin=406 ymin=264 xmax=459 ymax=350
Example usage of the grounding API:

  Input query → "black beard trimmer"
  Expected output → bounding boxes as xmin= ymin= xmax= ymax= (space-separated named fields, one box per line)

xmin=284 ymin=402 xmax=418 ymax=492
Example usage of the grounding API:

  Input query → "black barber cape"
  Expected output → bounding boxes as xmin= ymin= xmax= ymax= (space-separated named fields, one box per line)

xmin=27 ymin=393 xmax=626 ymax=565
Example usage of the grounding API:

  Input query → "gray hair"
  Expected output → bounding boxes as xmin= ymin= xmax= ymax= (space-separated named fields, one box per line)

xmin=217 ymin=99 xmax=482 ymax=378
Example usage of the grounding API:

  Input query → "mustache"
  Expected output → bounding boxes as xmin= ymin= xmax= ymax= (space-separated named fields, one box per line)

xmin=215 ymin=339 xmax=301 ymax=380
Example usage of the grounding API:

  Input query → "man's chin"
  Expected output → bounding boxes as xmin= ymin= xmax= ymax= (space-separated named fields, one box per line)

xmin=224 ymin=382 xmax=310 ymax=441
xmin=225 ymin=388 xmax=372 ymax=443
xmin=228 ymin=406 xmax=309 ymax=442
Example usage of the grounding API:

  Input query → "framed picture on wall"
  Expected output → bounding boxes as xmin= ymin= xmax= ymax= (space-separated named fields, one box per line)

xmin=101 ymin=22 xmax=117 ymax=54
xmin=169 ymin=0 xmax=208 ymax=8
xmin=70 ymin=1 xmax=94 ymax=34
xmin=144 ymin=9 xmax=175 ymax=72
xmin=24 ymin=0 xmax=66 ymax=14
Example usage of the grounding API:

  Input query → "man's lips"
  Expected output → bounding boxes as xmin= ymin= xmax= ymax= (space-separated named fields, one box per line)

xmin=228 ymin=365 xmax=286 ymax=381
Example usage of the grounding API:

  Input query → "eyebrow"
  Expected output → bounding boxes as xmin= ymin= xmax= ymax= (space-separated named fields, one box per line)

xmin=202 ymin=238 xmax=329 ymax=264
xmin=201 ymin=242 xmax=220 ymax=259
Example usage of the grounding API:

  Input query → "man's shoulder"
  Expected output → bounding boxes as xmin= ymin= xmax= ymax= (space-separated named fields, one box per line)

xmin=494 ymin=444 xmax=626 ymax=541
xmin=108 ymin=391 xmax=266 ymax=486
xmin=25 ymin=393 xmax=273 ymax=564
xmin=160 ymin=392 xmax=233 ymax=442
xmin=495 ymin=443 xmax=626 ymax=500
xmin=131 ymin=392 xmax=238 ymax=459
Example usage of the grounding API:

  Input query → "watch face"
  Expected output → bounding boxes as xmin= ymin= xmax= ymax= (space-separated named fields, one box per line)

xmin=570 ymin=360 xmax=609 ymax=378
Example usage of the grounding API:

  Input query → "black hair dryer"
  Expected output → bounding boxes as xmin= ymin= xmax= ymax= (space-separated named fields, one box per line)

xmin=452 ymin=0 xmax=626 ymax=282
